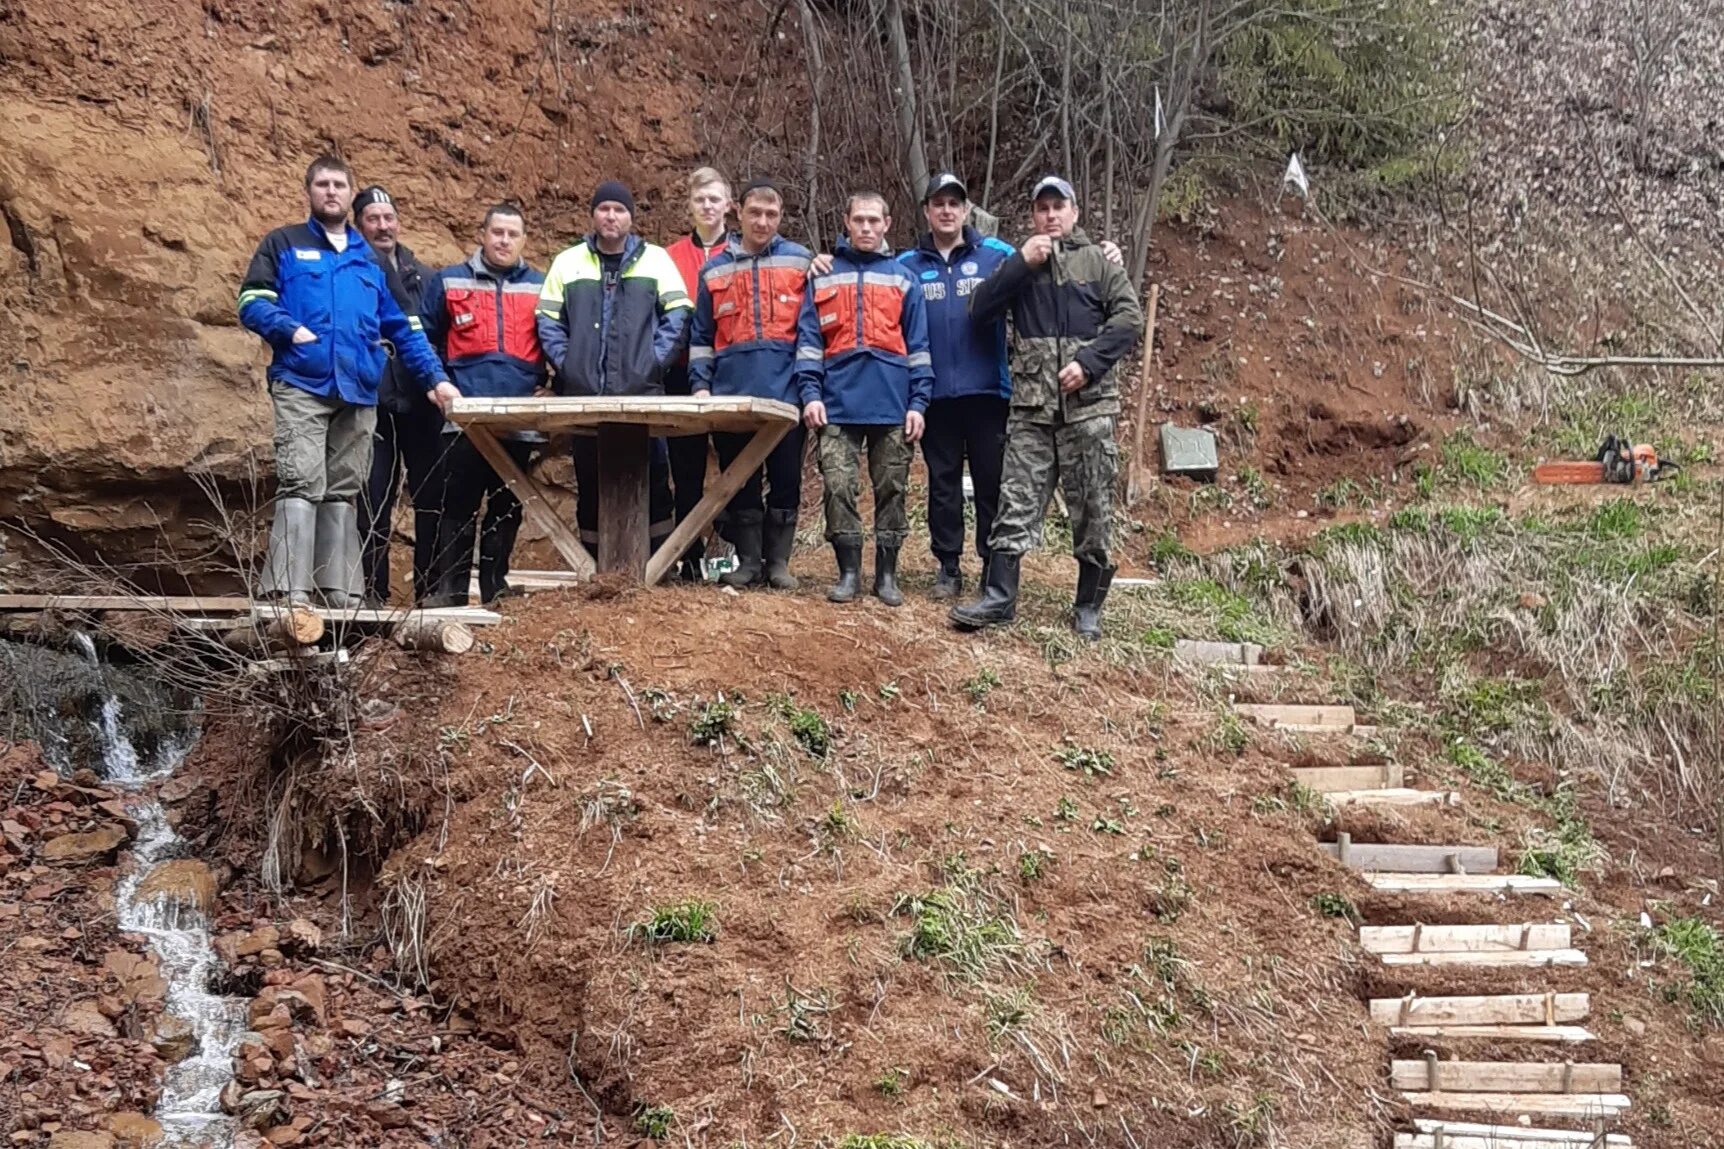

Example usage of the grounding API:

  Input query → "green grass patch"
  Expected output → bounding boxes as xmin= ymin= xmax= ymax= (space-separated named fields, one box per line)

xmin=962 ymin=668 xmax=1001 ymax=705
xmin=837 ymin=1137 xmax=934 ymax=1149
xmin=1310 ymin=892 xmax=1359 ymax=922
xmin=1650 ymin=917 xmax=1724 ymax=1026
xmin=688 ymin=698 xmax=740 ymax=746
xmin=634 ymin=1103 xmax=676 ymax=1139
xmin=630 ymin=899 xmax=719 ymax=944
xmin=1054 ymin=740 xmax=1115 ymax=777
xmin=893 ymin=875 xmax=1024 ymax=983
xmin=1440 ymin=431 xmax=1510 ymax=488
xmin=770 ymin=693 xmax=833 ymax=758
xmin=1168 ymin=577 xmax=1278 ymax=644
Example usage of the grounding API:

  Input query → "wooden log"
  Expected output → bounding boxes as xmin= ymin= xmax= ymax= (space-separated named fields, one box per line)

xmin=1370 ymin=993 xmax=1590 ymax=1028
xmin=1407 ymin=1120 xmax=1630 ymax=1147
xmin=1235 ymin=702 xmax=1357 ymax=728
xmin=246 ymin=649 xmax=349 ymax=675
xmin=252 ymin=605 xmax=502 ymax=626
xmin=1322 ymin=840 xmax=1498 ymax=874
xmin=392 ymin=618 xmax=475 ymax=654
xmin=1292 ymin=764 xmax=1404 ymax=792
xmin=1392 ymin=1061 xmax=1621 ymax=1094
xmin=596 ymin=422 xmax=650 ymax=578
xmin=222 ymin=608 xmax=323 ymax=657
xmin=1389 ymin=1025 xmax=1596 ymax=1044
xmin=1399 ymin=1092 xmax=1629 ymax=1118
xmin=1368 ymin=874 xmax=1562 ymax=896
xmin=0 ymin=593 xmax=253 ymax=613
xmin=1360 ymin=923 xmax=1572 ymax=955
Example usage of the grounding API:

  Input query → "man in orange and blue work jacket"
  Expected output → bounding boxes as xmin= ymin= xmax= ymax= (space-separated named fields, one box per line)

xmin=418 ymin=204 xmax=547 ymax=606
xmin=795 ymin=191 xmax=933 ymax=607
xmin=689 ymin=179 xmax=813 ymax=591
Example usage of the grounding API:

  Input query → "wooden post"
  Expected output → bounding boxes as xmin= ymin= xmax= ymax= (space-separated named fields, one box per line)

xmin=596 ymin=423 xmax=650 ymax=578
xmin=462 ymin=425 xmax=595 ymax=579
xmin=1127 ymin=283 xmax=1161 ymax=506
xmin=643 ymin=421 xmax=787 ymax=586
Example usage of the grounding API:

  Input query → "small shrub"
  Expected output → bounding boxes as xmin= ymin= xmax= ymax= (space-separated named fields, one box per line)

xmin=772 ymin=694 xmax=833 ymax=758
xmin=1055 ymin=740 xmax=1114 ymax=777
xmin=634 ymin=1103 xmax=676 ymax=1139
xmin=689 ymin=698 xmax=740 ymax=746
xmin=874 ymin=1066 xmax=910 ymax=1097
xmin=1310 ymin=892 xmax=1359 ymax=921
xmin=963 ymin=668 xmax=1001 ymax=705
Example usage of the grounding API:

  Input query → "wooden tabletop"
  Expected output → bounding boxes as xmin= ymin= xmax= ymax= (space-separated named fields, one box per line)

xmin=447 ymin=395 xmax=801 ymax=438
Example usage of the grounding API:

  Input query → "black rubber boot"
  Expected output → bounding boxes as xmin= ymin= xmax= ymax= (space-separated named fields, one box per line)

xmin=827 ymin=539 xmax=863 ymax=603
xmin=873 ymin=544 xmax=904 ymax=607
xmin=720 ymin=512 xmax=764 ymax=588
xmin=930 ymin=559 xmax=962 ymax=601
xmin=1072 ymin=561 xmax=1117 ymax=640
xmin=949 ymin=552 xmax=1021 ymax=630
xmin=763 ymin=509 xmax=801 ymax=590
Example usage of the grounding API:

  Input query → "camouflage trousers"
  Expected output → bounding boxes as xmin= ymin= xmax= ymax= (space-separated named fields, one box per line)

xmin=988 ymin=414 xmax=1117 ymax=566
xmin=816 ymin=424 xmax=911 ymax=546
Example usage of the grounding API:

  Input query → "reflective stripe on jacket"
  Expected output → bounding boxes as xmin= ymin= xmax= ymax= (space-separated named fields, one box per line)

xmin=419 ymin=251 xmax=547 ymax=401
xmin=534 ymin=233 xmax=692 ymax=397
xmin=793 ymin=240 xmax=934 ymax=425
xmin=687 ymin=234 xmax=812 ymax=406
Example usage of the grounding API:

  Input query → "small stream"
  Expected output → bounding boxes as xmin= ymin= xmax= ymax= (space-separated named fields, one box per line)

xmin=4 ymin=636 xmax=241 ymax=1146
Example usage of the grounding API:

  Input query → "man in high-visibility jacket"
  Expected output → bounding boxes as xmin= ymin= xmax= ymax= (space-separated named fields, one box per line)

xmin=238 ymin=155 xmax=452 ymax=607
xmin=536 ymin=180 xmax=693 ymax=557
xmin=688 ymin=179 xmax=813 ymax=590
xmin=795 ymin=192 xmax=933 ymax=606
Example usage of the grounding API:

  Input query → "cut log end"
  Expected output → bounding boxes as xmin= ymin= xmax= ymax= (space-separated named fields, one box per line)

xmin=393 ymin=618 xmax=475 ymax=654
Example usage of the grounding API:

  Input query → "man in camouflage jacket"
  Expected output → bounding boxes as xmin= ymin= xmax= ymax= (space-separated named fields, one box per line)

xmin=950 ymin=176 xmax=1143 ymax=638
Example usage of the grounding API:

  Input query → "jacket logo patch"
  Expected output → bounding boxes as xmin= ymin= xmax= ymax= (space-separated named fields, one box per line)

xmin=453 ymin=312 xmax=476 ymax=327
xmin=819 ymin=311 xmax=839 ymax=327
xmin=922 ymin=282 xmax=947 ymax=302
xmin=956 ymin=277 xmax=982 ymax=297
xmin=293 ymin=249 xmax=323 ymax=261
xmin=920 ymin=269 xmax=939 ymax=281
xmin=961 ymin=261 xmax=979 ymax=275
xmin=715 ymin=301 xmax=737 ymax=316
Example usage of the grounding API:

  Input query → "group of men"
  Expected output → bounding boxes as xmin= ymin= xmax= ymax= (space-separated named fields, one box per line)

xmin=237 ymin=156 xmax=1143 ymax=637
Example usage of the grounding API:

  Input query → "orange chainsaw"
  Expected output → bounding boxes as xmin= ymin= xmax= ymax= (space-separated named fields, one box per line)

xmin=1533 ymin=435 xmax=1677 ymax=485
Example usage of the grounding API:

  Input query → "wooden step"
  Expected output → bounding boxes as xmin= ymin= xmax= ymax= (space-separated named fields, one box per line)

xmin=1401 ymin=1092 xmax=1630 ymax=1118
xmin=1235 ymin=702 xmax=1357 ymax=729
xmin=1381 ymin=949 xmax=1587 ymax=969
xmin=1367 ymin=874 xmax=1563 ymax=896
xmin=1392 ymin=1061 xmax=1621 ymax=1094
xmin=1292 ymin=764 xmax=1403 ymax=792
xmin=1175 ymin=639 xmax=1263 ymax=665
xmin=1402 ymin=1120 xmax=1629 ymax=1147
xmin=1370 ymin=993 xmax=1590 ymax=1028
xmin=1327 ymin=787 xmax=1459 ymax=808
xmin=1361 ymin=923 xmax=1571 ymax=955
xmin=1390 ymin=1024 xmax=1596 ymax=1044
xmin=1323 ymin=838 xmax=1498 ymax=874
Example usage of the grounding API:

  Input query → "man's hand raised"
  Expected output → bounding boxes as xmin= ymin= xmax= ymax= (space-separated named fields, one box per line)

xmin=1021 ymin=235 xmax=1054 ymax=267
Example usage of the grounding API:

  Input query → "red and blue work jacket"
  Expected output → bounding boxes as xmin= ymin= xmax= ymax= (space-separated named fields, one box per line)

xmin=794 ymin=239 xmax=933 ymax=425
xmin=687 ymin=234 xmax=812 ymax=406
xmin=419 ymin=251 xmax=547 ymax=400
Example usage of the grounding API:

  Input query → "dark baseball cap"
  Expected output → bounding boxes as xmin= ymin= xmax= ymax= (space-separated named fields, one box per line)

xmin=924 ymin=172 xmax=969 ymax=203
xmin=352 ymin=186 xmax=394 ymax=219
xmin=1031 ymin=175 xmax=1076 ymax=203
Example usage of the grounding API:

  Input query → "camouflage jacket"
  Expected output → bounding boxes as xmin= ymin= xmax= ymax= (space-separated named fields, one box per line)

xmin=968 ymin=227 xmax=1143 ymax=424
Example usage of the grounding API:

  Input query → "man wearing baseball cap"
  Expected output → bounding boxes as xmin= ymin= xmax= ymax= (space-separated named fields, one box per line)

xmin=950 ymin=175 xmax=1143 ymax=638
xmin=537 ymin=179 xmax=693 ymax=558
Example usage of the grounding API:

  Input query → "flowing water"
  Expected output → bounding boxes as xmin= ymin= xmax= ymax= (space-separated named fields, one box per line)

xmin=8 ymin=636 xmax=241 ymax=1146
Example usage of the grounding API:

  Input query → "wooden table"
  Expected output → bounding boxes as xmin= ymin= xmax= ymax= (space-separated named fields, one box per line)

xmin=446 ymin=396 xmax=801 ymax=585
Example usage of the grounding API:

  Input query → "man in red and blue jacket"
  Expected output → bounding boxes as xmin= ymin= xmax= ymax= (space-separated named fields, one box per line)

xmin=795 ymin=192 xmax=933 ymax=607
xmin=238 ymin=155 xmax=452 ymax=607
xmin=418 ymin=205 xmax=548 ymax=606
xmin=689 ymin=179 xmax=813 ymax=591
xmin=896 ymin=173 xmax=1016 ymax=601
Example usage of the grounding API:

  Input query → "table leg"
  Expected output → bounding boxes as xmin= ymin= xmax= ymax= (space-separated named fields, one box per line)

xmin=644 ymin=420 xmax=791 ymax=586
xmin=463 ymin=425 xmax=594 ymax=579
xmin=596 ymin=423 xmax=650 ymax=578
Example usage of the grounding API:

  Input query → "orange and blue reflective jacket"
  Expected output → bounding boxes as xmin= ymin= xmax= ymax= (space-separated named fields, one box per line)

xmin=793 ymin=239 xmax=933 ymax=425
xmin=687 ymin=234 xmax=812 ymax=406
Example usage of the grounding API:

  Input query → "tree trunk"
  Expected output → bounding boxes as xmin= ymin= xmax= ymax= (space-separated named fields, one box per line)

xmin=884 ymin=0 xmax=930 ymax=202
xmin=798 ymin=0 xmax=824 ymax=247
xmin=982 ymin=16 xmax=1005 ymax=209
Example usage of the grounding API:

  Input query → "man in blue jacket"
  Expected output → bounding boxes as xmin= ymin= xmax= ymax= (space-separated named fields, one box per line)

xmin=688 ymin=179 xmax=813 ymax=590
xmin=238 ymin=155 xmax=453 ymax=607
xmin=419 ymin=204 xmax=548 ymax=605
xmin=896 ymin=173 xmax=1016 ymax=601
xmin=796 ymin=192 xmax=933 ymax=606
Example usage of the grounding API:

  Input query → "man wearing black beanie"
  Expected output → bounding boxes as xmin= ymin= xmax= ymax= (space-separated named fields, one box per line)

xmin=536 ymin=180 xmax=693 ymax=558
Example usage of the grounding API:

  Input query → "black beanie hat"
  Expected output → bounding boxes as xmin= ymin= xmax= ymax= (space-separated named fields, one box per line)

xmin=352 ymin=185 xmax=394 ymax=220
xmin=590 ymin=180 xmax=636 ymax=215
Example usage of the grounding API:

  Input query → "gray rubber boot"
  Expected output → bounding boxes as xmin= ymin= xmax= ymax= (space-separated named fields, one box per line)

xmin=314 ymin=501 xmax=365 ymax=609
xmin=260 ymin=496 xmax=317 ymax=605
xmin=763 ymin=509 xmax=800 ymax=590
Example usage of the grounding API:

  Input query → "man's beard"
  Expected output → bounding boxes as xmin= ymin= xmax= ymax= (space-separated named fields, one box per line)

xmin=313 ymin=205 xmax=348 ymax=227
